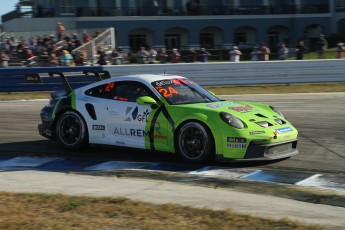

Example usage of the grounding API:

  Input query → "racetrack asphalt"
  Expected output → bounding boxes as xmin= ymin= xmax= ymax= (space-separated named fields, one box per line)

xmin=0 ymin=93 xmax=344 ymax=229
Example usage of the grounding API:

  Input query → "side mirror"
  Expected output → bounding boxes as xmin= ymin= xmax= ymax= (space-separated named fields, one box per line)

xmin=136 ymin=96 xmax=158 ymax=109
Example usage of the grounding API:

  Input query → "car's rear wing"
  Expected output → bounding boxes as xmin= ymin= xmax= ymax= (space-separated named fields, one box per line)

xmin=24 ymin=70 xmax=110 ymax=94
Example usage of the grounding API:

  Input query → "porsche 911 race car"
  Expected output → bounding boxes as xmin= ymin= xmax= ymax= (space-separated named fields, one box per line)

xmin=38 ymin=71 xmax=298 ymax=163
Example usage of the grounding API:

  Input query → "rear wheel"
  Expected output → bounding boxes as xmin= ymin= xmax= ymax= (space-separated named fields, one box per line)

xmin=176 ymin=122 xmax=214 ymax=163
xmin=55 ymin=110 xmax=88 ymax=149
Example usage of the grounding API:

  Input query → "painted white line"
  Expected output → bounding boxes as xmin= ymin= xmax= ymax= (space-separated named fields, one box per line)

xmin=189 ymin=167 xmax=257 ymax=179
xmin=295 ymin=174 xmax=323 ymax=186
xmin=241 ymin=170 xmax=263 ymax=179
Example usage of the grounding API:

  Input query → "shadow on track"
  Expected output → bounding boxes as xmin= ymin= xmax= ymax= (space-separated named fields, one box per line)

xmin=0 ymin=140 xmax=284 ymax=170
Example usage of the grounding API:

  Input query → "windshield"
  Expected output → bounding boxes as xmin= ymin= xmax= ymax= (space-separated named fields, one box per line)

xmin=151 ymin=78 xmax=220 ymax=105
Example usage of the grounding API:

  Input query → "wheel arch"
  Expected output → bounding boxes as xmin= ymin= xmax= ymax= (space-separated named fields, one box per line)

xmin=52 ymin=107 xmax=89 ymax=141
xmin=173 ymin=118 xmax=217 ymax=156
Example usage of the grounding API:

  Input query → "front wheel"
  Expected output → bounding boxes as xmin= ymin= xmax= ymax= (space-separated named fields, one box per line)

xmin=176 ymin=122 xmax=214 ymax=163
xmin=55 ymin=110 xmax=88 ymax=149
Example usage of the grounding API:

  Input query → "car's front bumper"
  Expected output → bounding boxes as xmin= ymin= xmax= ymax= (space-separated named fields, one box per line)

xmin=216 ymin=139 xmax=298 ymax=162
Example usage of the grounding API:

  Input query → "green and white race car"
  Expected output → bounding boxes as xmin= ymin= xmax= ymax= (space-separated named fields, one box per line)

xmin=38 ymin=72 xmax=298 ymax=163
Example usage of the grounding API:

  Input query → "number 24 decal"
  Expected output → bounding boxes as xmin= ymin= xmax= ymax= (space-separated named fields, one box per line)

xmin=156 ymin=86 xmax=179 ymax=98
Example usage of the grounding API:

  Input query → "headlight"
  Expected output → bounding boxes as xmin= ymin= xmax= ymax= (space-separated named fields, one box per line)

xmin=220 ymin=112 xmax=244 ymax=129
xmin=270 ymin=105 xmax=284 ymax=118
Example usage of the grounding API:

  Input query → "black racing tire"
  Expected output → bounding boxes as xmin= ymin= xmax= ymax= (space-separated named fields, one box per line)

xmin=176 ymin=121 xmax=214 ymax=163
xmin=55 ymin=110 xmax=88 ymax=150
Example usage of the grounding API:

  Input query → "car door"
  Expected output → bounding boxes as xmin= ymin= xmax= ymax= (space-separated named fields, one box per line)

xmin=105 ymin=81 xmax=169 ymax=150
xmin=81 ymin=82 xmax=115 ymax=145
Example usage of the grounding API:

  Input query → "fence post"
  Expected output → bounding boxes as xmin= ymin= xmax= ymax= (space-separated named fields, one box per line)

xmin=110 ymin=27 xmax=115 ymax=49
xmin=91 ymin=40 xmax=96 ymax=66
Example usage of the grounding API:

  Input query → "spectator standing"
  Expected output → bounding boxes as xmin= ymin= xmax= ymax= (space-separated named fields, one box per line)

xmin=199 ymin=48 xmax=211 ymax=62
xmin=278 ymin=42 xmax=289 ymax=60
xmin=59 ymin=50 xmax=74 ymax=66
xmin=158 ymin=48 xmax=169 ymax=63
xmin=75 ymin=51 xmax=85 ymax=66
xmin=229 ymin=46 xmax=242 ymax=62
xmin=97 ymin=47 xmax=107 ymax=65
xmin=37 ymin=51 xmax=50 ymax=66
xmin=0 ymin=51 xmax=10 ymax=68
xmin=317 ymin=34 xmax=328 ymax=59
xmin=110 ymin=48 xmax=123 ymax=65
xmin=336 ymin=42 xmax=345 ymax=59
xmin=148 ymin=47 xmax=158 ymax=64
xmin=50 ymin=53 xmax=59 ymax=66
xmin=187 ymin=48 xmax=197 ymax=63
xmin=56 ymin=22 xmax=66 ymax=41
xmin=250 ymin=46 xmax=260 ymax=61
xmin=259 ymin=44 xmax=270 ymax=61
xmin=170 ymin=48 xmax=181 ymax=63
xmin=295 ymin=40 xmax=305 ymax=60
xmin=138 ymin=47 xmax=149 ymax=64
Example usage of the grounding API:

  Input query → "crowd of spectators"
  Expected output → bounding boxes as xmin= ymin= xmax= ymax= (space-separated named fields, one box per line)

xmin=1 ymin=24 xmax=344 ymax=68
xmin=0 ymin=22 xmax=98 ymax=68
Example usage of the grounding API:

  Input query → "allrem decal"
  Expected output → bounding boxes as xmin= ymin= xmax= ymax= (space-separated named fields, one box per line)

xmin=114 ymin=128 xmax=149 ymax=137
xmin=113 ymin=128 xmax=167 ymax=140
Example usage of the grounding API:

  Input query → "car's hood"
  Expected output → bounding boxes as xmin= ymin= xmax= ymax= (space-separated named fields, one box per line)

xmin=174 ymin=100 xmax=286 ymax=127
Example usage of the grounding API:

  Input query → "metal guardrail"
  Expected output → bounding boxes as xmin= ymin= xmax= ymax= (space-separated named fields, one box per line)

xmin=0 ymin=59 xmax=345 ymax=93
xmin=103 ymin=59 xmax=345 ymax=85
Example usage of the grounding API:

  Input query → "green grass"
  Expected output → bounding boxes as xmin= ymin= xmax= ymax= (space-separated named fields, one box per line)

xmin=0 ymin=192 xmax=326 ymax=230
xmin=291 ymin=49 xmax=338 ymax=60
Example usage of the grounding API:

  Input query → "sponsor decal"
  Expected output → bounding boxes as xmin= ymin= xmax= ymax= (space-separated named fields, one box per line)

xmin=155 ymin=80 xmax=175 ymax=87
xmin=227 ymin=137 xmax=247 ymax=148
xmin=227 ymin=137 xmax=246 ymax=143
xmin=154 ymin=121 xmax=161 ymax=134
xmin=124 ymin=106 xmax=150 ymax=122
xmin=105 ymin=82 xmax=115 ymax=92
xmin=113 ymin=128 xmax=167 ymax=140
xmin=229 ymin=105 xmax=252 ymax=112
xmin=114 ymin=127 xmax=150 ymax=137
xmin=92 ymin=125 xmax=105 ymax=131
xmin=283 ymin=134 xmax=292 ymax=140
xmin=249 ymin=131 xmax=265 ymax=135
xmin=227 ymin=143 xmax=247 ymax=149
xmin=269 ymin=130 xmax=278 ymax=140
xmin=276 ymin=127 xmax=293 ymax=133
xmin=206 ymin=104 xmax=222 ymax=109
xmin=206 ymin=102 xmax=239 ymax=109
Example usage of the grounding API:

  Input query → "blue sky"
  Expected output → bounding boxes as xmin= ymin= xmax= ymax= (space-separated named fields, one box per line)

xmin=0 ymin=0 xmax=20 ymax=23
